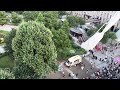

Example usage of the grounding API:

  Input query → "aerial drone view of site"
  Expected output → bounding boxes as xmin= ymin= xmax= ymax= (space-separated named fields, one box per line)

xmin=0 ymin=11 xmax=120 ymax=79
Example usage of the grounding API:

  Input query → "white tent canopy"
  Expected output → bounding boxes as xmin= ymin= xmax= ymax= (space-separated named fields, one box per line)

xmin=81 ymin=11 xmax=120 ymax=51
xmin=116 ymin=29 xmax=120 ymax=42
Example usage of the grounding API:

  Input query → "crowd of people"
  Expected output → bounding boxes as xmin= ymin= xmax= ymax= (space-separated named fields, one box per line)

xmin=90 ymin=61 xmax=120 ymax=79
xmin=58 ymin=42 xmax=120 ymax=79
xmin=84 ymin=42 xmax=120 ymax=79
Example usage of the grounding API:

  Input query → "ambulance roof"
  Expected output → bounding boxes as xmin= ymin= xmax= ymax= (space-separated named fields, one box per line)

xmin=68 ymin=55 xmax=82 ymax=62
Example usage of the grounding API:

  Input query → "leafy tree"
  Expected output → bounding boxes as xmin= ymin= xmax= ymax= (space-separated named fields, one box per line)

xmin=13 ymin=63 xmax=40 ymax=79
xmin=100 ymin=31 xmax=116 ymax=44
xmin=12 ymin=21 xmax=58 ymax=79
xmin=0 ymin=11 xmax=8 ymax=25
xmin=23 ymin=11 xmax=39 ymax=22
xmin=86 ymin=29 xmax=97 ymax=37
xmin=108 ymin=32 xmax=117 ymax=43
xmin=35 ymin=12 xmax=44 ymax=23
xmin=0 ymin=68 xmax=15 ymax=79
xmin=51 ymin=28 xmax=71 ymax=59
xmin=11 ymin=12 xmax=22 ymax=25
xmin=101 ymin=33 xmax=109 ymax=44
xmin=67 ymin=15 xmax=85 ymax=27
xmin=42 ymin=11 xmax=59 ymax=29
xmin=4 ymin=28 xmax=16 ymax=60
xmin=61 ymin=20 xmax=70 ymax=33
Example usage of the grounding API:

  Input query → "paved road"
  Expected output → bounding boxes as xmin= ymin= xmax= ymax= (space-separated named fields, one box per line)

xmin=0 ymin=25 xmax=17 ymax=31
xmin=47 ymin=58 xmax=98 ymax=79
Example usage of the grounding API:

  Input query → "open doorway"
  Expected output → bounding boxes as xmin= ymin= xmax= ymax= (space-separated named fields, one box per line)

xmin=110 ymin=26 xmax=115 ymax=32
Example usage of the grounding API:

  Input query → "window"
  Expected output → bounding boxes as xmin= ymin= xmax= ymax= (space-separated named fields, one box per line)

xmin=74 ymin=59 xmax=79 ymax=63
xmin=110 ymin=15 xmax=112 ymax=18
xmin=67 ymin=61 xmax=72 ymax=65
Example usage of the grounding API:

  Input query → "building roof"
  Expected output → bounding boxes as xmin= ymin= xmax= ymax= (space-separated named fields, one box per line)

xmin=70 ymin=27 xmax=85 ymax=34
xmin=68 ymin=55 xmax=82 ymax=62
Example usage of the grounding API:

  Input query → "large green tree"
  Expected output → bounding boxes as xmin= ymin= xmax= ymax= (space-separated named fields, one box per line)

xmin=35 ymin=12 xmax=44 ymax=23
xmin=42 ymin=11 xmax=59 ymax=29
xmin=0 ymin=11 xmax=8 ymax=25
xmin=0 ymin=68 xmax=15 ymax=79
xmin=36 ymin=11 xmax=72 ymax=60
xmin=51 ymin=28 xmax=71 ymax=59
xmin=23 ymin=11 xmax=39 ymax=22
xmin=12 ymin=21 xmax=58 ymax=79
xmin=11 ymin=12 xmax=22 ymax=25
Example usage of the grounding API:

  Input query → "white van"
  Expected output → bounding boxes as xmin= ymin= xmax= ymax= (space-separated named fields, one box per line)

xmin=65 ymin=55 xmax=82 ymax=67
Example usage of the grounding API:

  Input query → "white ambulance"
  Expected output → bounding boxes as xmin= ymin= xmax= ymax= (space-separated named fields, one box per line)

xmin=65 ymin=55 xmax=82 ymax=67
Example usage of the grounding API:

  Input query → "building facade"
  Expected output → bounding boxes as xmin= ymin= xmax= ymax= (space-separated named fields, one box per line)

xmin=67 ymin=11 xmax=120 ymax=29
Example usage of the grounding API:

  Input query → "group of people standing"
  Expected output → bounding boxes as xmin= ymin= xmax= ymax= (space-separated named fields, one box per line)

xmin=85 ymin=42 xmax=120 ymax=79
xmin=90 ymin=61 xmax=120 ymax=79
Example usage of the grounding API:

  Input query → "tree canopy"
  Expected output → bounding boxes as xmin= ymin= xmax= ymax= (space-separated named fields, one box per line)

xmin=101 ymin=31 xmax=117 ymax=44
xmin=0 ymin=68 xmax=15 ymax=79
xmin=42 ymin=11 xmax=59 ymax=29
xmin=67 ymin=15 xmax=85 ymax=27
xmin=23 ymin=11 xmax=39 ymax=22
xmin=0 ymin=11 xmax=8 ymax=25
xmin=11 ymin=12 xmax=22 ymax=25
xmin=35 ymin=12 xmax=44 ymax=23
xmin=12 ymin=21 xmax=58 ymax=79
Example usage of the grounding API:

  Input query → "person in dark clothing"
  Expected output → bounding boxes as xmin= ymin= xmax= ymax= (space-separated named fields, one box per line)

xmin=89 ymin=50 xmax=94 ymax=55
xmin=86 ymin=69 xmax=89 ymax=74
xmin=76 ymin=73 xmax=78 ymax=77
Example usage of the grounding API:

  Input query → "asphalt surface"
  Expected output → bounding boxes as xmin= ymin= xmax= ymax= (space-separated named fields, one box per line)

xmin=47 ymin=58 xmax=98 ymax=79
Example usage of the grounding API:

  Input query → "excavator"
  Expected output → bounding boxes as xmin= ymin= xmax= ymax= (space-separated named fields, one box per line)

xmin=81 ymin=11 xmax=120 ymax=53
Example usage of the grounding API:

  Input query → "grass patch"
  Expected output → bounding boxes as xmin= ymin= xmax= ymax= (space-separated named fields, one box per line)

xmin=0 ymin=43 xmax=5 ymax=46
xmin=0 ymin=55 xmax=14 ymax=68
xmin=0 ymin=30 xmax=9 ymax=35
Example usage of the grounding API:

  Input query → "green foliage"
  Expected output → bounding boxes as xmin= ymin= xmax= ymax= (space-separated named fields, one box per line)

xmin=0 ymin=68 xmax=15 ymax=79
xmin=36 ymin=12 xmax=44 ymax=23
xmin=42 ymin=11 xmax=59 ymax=29
xmin=12 ymin=21 xmax=58 ymax=79
xmin=23 ymin=11 xmax=39 ymax=22
xmin=11 ymin=12 xmax=22 ymax=25
xmin=67 ymin=15 xmax=85 ymax=27
xmin=51 ymin=28 xmax=71 ymax=60
xmin=101 ymin=31 xmax=117 ymax=44
xmin=4 ymin=29 xmax=16 ymax=60
xmin=0 ymin=38 xmax=4 ymax=44
xmin=0 ymin=30 xmax=9 ymax=35
xmin=0 ymin=30 xmax=8 ymax=44
xmin=0 ymin=11 xmax=8 ymax=25
xmin=61 ymin=20 xmax=70 ymax=33
xmin=86 ymin=29 xmax=97 ymax=37
xmin=13 ymin=63 xmax=40 ymax=79
xmin=0 ymin=55 xmax=14 ymax=68
xmin=108 ymin=32 xmax=117 ymax=41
